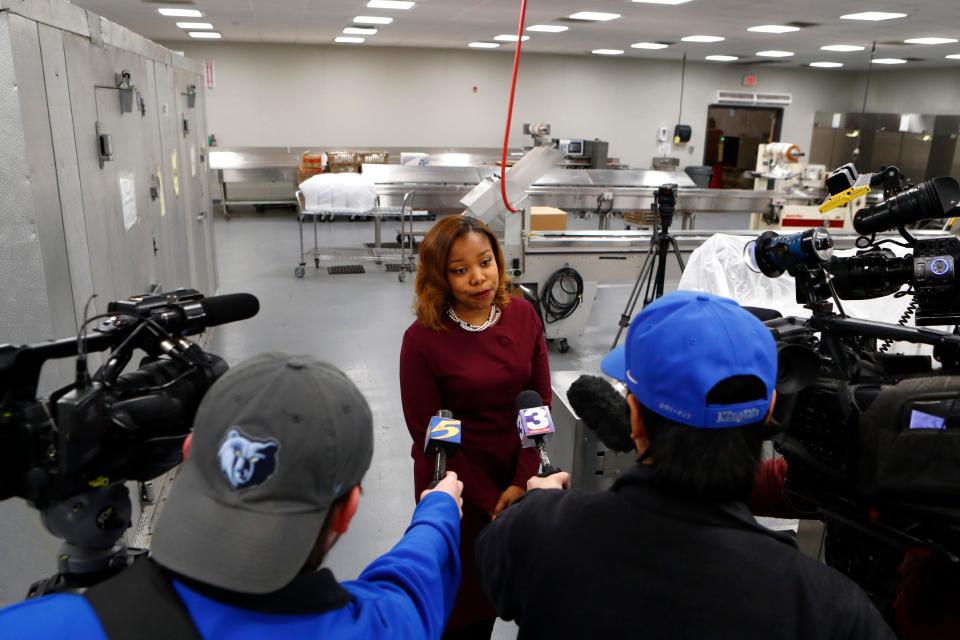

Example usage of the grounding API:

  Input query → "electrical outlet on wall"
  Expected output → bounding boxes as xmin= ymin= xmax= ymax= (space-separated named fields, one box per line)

xmin=658 ymin=126 xmax=669 ymax=142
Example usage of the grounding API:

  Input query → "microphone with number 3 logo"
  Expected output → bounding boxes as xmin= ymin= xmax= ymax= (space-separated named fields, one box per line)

xmin=515 ymin=390 xmax=561 ymax=477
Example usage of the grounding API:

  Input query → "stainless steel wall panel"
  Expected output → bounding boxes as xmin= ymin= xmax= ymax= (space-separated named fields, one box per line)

xmin=98 ymin=16 xmax=170 ymax=65
xmin=0 ymin=13 xmax=54 ymax=344
xmin=62 ymin=34 xmax=163 ymax=309
xmin=7 ymin=13 xmax=76 ymax=340
xmin=808 ymin=126 xmax=835 ymax=167
xmin=173 ymin=65 xmax=212 ymax=295
xmin=150 ymin=59 xmax=192 ymax=291
xmin=898 ymin=134 xmax=933 ymax=183
xmin=61 ymin=32 xmax=116 ymax=313
xmin=197 ymin=82 xmax=218 ymax=292
xmin=37 ymin=23 xmax=94 ymax=326
xmin=170 ymin=49 xmax=203 ymax=74
xmin=0 ymin=0 xmax=90 ymax=39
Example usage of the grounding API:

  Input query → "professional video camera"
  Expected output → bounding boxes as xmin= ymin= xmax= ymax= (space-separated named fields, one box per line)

xmin=0 ymin=289 xmax=258 ymax=595
xmin=747 ymin=166 xmax=960 ymax=595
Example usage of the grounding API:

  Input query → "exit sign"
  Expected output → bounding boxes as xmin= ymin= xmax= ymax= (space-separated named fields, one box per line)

xmin=742 ymin=75 xmax=758 ymax=87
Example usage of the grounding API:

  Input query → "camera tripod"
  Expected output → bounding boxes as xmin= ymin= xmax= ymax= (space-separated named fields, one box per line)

xmin=612 ymin=184 xmax=685 ymax=350
xmin=27 ymin=482 xmax=139 ymax=596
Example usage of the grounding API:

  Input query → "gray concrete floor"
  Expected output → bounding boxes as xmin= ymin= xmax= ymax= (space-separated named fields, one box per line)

xmin=208 ymin=210 xmax=670 ymax=638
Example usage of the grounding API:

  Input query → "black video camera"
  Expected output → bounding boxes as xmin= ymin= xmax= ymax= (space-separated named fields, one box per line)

xmin=750 ymin=168 xmax=960 ymax=594
xmin=0 ymin=289 xmax=258 ymax=593
xmin=654 ymin=183 xmax=678 ymax=225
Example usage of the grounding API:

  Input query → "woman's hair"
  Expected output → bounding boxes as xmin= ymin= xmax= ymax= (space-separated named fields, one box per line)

xmin=414 ymin=216 xmax=511 ymax=331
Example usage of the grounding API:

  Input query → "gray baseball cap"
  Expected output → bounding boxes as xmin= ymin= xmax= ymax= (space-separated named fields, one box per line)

xmin=151 ymin=353 xmax=374 ymax=594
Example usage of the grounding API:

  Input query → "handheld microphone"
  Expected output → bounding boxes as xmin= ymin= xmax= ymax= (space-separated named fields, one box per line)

xmin=515 ymin=390 xmax=561 ymax=477
xmin=423 ymin=409 xmax=461 ymax=489
xmin=566 ymin=375 xmax=634 ymax=453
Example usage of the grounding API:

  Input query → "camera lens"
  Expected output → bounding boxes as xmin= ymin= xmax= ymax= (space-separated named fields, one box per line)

xmin=854 ymin=177 xmax=960 ymax=235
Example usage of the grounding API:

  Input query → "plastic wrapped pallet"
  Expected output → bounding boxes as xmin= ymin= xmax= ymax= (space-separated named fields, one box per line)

xmin=299 ymin=173 xmax=377 ymax=213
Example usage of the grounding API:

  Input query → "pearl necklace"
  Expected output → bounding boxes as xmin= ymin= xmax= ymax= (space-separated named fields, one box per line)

xmin=447 ymin=304 xmax=501 ymax=332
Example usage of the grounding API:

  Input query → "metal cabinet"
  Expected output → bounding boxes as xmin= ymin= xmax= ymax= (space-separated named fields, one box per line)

xmin=0 ymin=0 xmax=217 ymax=603
xmin=0 ymin=0 xmax=216 ymax=344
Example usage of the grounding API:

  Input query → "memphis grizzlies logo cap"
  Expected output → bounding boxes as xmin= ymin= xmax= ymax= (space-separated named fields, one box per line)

xmin=218 ymin=429 xmax=279 ymax=489
xmin=150 ymin=353 xmax=374 ymax=594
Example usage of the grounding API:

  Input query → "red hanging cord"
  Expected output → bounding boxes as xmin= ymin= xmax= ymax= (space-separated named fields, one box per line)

xmin=499 ymin=0 xmax=529 ymax=214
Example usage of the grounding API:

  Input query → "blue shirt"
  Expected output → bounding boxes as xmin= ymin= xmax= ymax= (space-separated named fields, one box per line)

xmin=0 ymin=493 xmax=460 ymax=639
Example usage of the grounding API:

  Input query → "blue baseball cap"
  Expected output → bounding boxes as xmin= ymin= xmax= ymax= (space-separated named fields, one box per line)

xmin=601 ymin=291 xmax=777 ymax=429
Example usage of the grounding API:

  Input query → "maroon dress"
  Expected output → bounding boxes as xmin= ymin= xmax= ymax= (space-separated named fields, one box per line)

xmin=399 ymin=297 xmax=552 ymax=629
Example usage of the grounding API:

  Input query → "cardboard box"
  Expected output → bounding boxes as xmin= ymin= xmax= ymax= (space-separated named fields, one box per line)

xmin=530 ymin=206 xmax=567 ymax=231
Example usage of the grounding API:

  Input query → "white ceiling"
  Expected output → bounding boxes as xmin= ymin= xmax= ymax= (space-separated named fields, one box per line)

xmin=69 ymin=0 xmax=960 ymax=70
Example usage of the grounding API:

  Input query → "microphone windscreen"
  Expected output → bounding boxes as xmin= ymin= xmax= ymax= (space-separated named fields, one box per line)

xmin=200 ymin=293 xmax=260 ymax=327
xmin=566 ymin=375 xmax=634 ymax=453
xmin=516 ymin=389 xmax=543 ymax=411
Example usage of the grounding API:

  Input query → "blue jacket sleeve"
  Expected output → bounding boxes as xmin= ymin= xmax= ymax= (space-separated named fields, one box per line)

xmin=345 ymin=492 xmax=461 ymax=639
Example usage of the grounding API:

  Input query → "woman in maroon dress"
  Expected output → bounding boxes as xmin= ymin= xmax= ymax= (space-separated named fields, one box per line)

xmin=399 ymin=216 xmax=551 ymax=639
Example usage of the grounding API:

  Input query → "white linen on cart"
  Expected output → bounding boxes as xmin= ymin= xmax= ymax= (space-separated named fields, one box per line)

xmin=299 ymin=172 xmax=377 ymax=213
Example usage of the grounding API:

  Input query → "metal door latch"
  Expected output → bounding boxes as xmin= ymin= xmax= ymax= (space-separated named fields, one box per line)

xmin=96 ymin=121 xmax=113 ymax=168
xmin=116 ymin=70 xmax=134 ymax=114
xmin=150 ymin=173 xmax=161 ymax=200
xmin=182 ymin=117 xmax=190 ymax=137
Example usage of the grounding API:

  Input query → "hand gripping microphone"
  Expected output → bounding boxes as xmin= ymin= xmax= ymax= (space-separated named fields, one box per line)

xmin=566 ymin=375 xmax=635 ymax=453
xmin=515 ymin=390 xmax=561 ymax=477
xmin=423 ymin=409 xmax=462 ymax=489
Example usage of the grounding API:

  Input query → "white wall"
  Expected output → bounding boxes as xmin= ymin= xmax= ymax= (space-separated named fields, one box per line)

xmin=173 ymin=42 xmax=929 ymax=169
xmin=849 ymin=67 xmax=960 ymax=115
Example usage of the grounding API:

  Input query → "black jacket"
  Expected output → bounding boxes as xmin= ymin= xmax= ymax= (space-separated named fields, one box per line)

xmin=475 ymin=464 xmax=894 ymax=639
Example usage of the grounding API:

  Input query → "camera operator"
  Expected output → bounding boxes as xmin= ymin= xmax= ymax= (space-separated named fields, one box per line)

xmin=475 ymin=291 xmax=894 ymax=639
xmin=0 ymin=353 xmax=464 ymax=639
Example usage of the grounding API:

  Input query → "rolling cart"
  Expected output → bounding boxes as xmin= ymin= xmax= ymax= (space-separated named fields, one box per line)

xmin=295 ymin=190 xmax=418 ymax=281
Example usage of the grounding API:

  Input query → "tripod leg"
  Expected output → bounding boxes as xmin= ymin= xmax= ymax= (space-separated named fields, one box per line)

xmin=644 ymin=234 xmax=671 ymax=305
xmin=669 ymin=236 xmax=686 ymax=270
xmin=612 ymin=243 xmax=657 ymax=349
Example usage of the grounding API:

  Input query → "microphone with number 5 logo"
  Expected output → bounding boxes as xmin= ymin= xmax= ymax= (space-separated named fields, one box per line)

xmin=515 ymin=390 xmax=561 ymax=477
xmin=424 ymin=409 xmax=462 ymax=489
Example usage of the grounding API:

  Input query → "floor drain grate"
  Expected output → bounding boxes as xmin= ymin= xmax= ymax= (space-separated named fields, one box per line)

xmin=384 ymin=263 xmax=407 ymax=272
xmin=328 ymin=264 xmax=366 ymax=275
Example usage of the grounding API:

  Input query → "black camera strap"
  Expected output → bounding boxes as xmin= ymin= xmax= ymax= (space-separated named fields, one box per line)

xmin=84 ymin=556 xmax=201 ymax=640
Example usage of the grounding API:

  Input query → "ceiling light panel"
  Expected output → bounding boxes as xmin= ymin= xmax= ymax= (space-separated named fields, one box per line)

xmin=336 ymin=36 xmax=366 ymax=44
xmin=705 ymin=55 xmax=738 ymax=61
xmin=592 ymin=49 xmax=624 ymax=55
xmin=810 ymin=62 xmax=843 ymax=68
xmin=873 ymin=58 xmax=908 ymax=64
xmin=158 ymin=8 xmax=202 ymax=18
xmin=469 ymin=42 xmax=500 ymax=48
xmin=631 ymin=42 xmax=669 ymax=49
xmin=176 ymin=22 xmax=213 ymax=30
xmin=682 ymin=35 xmax=724 ymax=43
xmin=344 ymin=27 xmax=377 ymax=35
xmin=756 ymin=50 xmax=794 ymax=57
xmin=367 ymin=0 xmax=415 ymax=9
xmin=494 ymin=35 xmax=530 ymax=42
xmin=948 ymin=54 xmax=960 ymax=60
xmin=354 ymin=16 xmax=393 ymax=24
xmin=748 ymin=25 xmax=800 ymax=33
xmin=569 ymin=12 xmax=621 ymax=21
xmin=841 ymin=12 xmax=907 ymax=21
xmin=905 ymin=37 xmax=958 ymax=45
xmin=821 ymin=44 xmax=865 ymax=52
xmin=527 ymin=25 xmax=568 ymax=32
xmin=189 ymin=32 xmax=222 ymax=39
